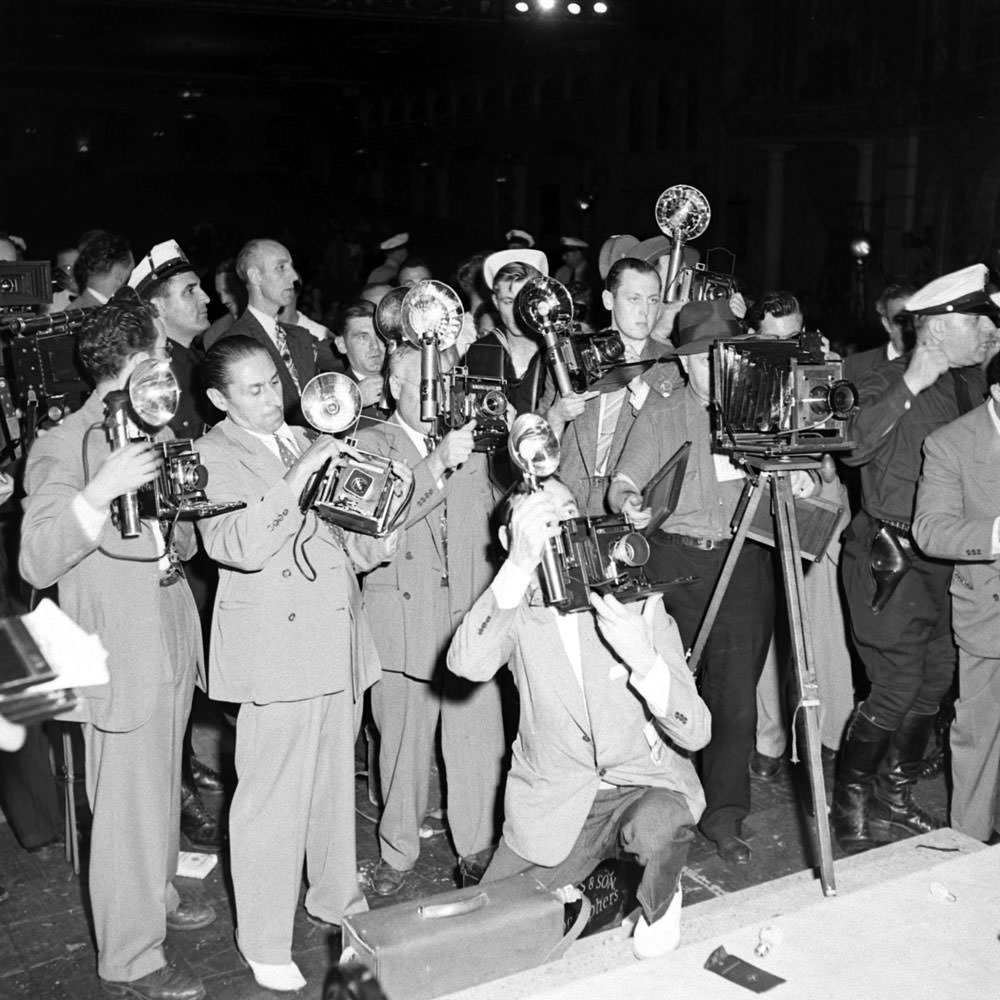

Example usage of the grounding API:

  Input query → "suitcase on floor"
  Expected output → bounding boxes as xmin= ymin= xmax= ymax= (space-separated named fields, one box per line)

xmin=340 ymin=873 xmax=590 ymax=1000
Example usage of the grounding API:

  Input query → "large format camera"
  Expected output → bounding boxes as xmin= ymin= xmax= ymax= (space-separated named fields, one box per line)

xmin=508 ymin=415 xmax=691 ymax=613
xmin=437 ymin=365 xmax=508 ymax=453
xmin=299 ymin=372 xmax=412 ymax=537
xmin=105 ymin=358 xmax=244 ymax=538
xmin=711 ymin=332 xmax=858 ymax=457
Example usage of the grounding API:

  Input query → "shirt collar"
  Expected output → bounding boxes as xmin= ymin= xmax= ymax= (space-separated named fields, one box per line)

xmin=392 ymin=412 xmax=433 ymax=456
xmin=989 ymin=398 xmax=1000 ymax=437
xmin=248 ymin=304 xmax=279 ymax=338
xmin=86 ymin=287 xmax=109 ymax=305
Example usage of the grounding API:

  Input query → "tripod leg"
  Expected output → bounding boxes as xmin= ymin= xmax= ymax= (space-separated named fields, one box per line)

xmin=688 ymin=474 xmax=764 ymax=673
xmin=772 ymin=473 xmax=836 ymax=895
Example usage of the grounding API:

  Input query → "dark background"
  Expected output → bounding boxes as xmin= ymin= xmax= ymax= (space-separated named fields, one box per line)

xmin=3 ymin=0 xmax=1000 ymax=345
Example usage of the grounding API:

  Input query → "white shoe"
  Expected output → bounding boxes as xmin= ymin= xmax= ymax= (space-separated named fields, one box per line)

xmin=632 ymin=884 xmax=683 ymax=960
xmin=244 ymin=957 xmax=306 ymax=992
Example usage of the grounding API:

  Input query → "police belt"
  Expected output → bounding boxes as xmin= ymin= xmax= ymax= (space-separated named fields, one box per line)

xmin=657 ymin=532 xmax=729 ymax=552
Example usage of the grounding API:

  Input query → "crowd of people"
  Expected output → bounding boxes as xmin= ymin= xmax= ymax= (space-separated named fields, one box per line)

xmin=1 ymin=219 xmax=999 ymax=1000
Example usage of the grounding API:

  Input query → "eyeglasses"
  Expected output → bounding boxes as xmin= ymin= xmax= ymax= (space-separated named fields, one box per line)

xmin=889 ymin=314 xmax=906 ymax=327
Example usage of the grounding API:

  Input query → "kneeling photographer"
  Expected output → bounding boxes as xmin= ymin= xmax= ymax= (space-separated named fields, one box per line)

xmin=447 ymin=475 xmax=709 ymax=960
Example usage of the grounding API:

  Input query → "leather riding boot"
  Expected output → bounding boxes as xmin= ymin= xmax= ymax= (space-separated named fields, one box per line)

xmin=832 ymin=708 xmax=892 ymax=854
xmin=869 ymin=712 xmax=945 ymax=842
xmin=180 ymin=779 xmax=224 ymax=853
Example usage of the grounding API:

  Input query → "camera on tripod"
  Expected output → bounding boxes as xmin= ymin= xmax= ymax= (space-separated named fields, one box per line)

xmin=438 ymin=365 xmax=509 ymax=453
xmin=711 ymin=332 xmax=858 ymax=457
xmin=105 ymin=358 xmax=244 ymax=538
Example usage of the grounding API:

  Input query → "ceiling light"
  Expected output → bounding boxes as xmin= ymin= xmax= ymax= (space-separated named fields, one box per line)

xmin=514 ymin=1 xmax=529 ymax=10
xmin=567 ymin=2 xmax=582 ymax=12
xmin=593 ymin=1 xmax=608 ymax=12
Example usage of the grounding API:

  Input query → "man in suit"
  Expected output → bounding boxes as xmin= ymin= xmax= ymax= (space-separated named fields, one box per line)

xmin=912 ymin=349 xmax=1000 ymax=844
xmin=546 ymin=257 xmax=679 ymax=517
xmin=844 ymin=283 xmax=918 ymax=384
xmin=333 ymin=299 xmax=390 ymax=420
xmin=196 ymin=335 xmax=403 ymax=993
xmin=202 ymin=238 xmax=334 ymax=424
xmin=357 ymin=344 xmax=505 ymax=895
xmin=835 ymin=264 xmax=994 ymax=853
xmin=67 ymin=230 xmax=134 ymax=311
xmin=20 ymin=291 xmax=212 ymax=1000
xmin=448 ymin=477 xmax=710 ymax=959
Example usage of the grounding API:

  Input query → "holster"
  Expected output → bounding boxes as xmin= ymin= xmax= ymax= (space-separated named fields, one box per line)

xmin=869 ymin=521 xmax=913 ymax=614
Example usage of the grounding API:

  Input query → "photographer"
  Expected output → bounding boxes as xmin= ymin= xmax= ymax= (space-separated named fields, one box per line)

xmin=357 ymin=343 xmax=505 ymax=895
xmin=912 ymin=350 xmax=1000 ymax=844
xmin=545 ymin=257 xmax=679 ymax=517
xmin=836 ymin=264 xmax=994 ymax=854
xmin=67 ymin=230 xmax=134 ymax=311
xmin=447 ymin=476 xmax=709 ymax=960
xmin=196 ymin=336 xmax=404 ymax=993
xmin=608 ymin=301 xmax=817 ymax=866
xmin=19 ymin=290 xmax=211 ymax=1000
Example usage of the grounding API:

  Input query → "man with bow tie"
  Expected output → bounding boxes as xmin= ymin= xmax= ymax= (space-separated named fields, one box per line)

xmin=448 ymin=476 xmax=710 ymax=960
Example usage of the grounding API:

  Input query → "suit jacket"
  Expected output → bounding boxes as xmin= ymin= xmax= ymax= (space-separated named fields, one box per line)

xmin=19 ymin=391 xmax=200 ymax=731
xmin=913 ymin=401 xmax=1000 ymax=656
xmin=167 ymin=338 xmax=210 ymax=440
xmin=206 ymin=310 xmax=335 ymax=425
xmin=195 ymin=418 xmax=384 ymax=704
xmin=557 ymin=341 xmax=679 ymax=516
xmin=843 ymin=343 xmax=893 ymax=385
xmin=66 ymin=288 xmax=105 ymax=312
xmin=448 ymin=581 xmax=709 ymax=865
xmin=355 ymin=417 xmax=498 ymax=680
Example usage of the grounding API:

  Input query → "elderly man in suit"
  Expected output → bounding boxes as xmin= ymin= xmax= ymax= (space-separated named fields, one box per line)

xmin=913 ymin=349 xmax=1000 ymax=844
xmin=196 ymin=335 xmax=403 ymax=993
xmin=448 ymin=477 xmax=710 ymax=959
xmin=202 ymin=238 xmax=335 ymax=424
xmin=545 ymin=257 xmax=678 ymax=517
xmin=20 ymin=291 xmax=212 ymax=1000
xmin=357 ymin=344 xmax=505 ymax=895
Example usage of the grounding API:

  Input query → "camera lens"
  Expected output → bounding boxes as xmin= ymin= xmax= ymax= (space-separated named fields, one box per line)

xmin=480 ymin=390 xmax=506 ymax=417
xmin=610 ymin=532 xmax=650 ymax=568
xmin=828 ymin=380 xmax=858 ymax=419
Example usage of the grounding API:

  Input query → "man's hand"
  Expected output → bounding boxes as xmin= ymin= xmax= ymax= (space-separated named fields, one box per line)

xmin=608 ymin=480 xmax=652 ymax=530
xmin=0 ymin=715 xmax=26 ymax=753
xmin=789 ymin=469 xmax=820 ymax=499
xmin=433 ymin=421 xmax=477 ymax=472
xmin=649 ymin=299 xmax=687 ymax=345
xmin=285 ymin=435 xmax=363 ymax=497
xmin=903 ymin=343 xmax=950 ymax=396
xmin=728 ymin=291 xmax=747 ymax=320
xmin=589 ymin=593 xmax=658 ymax=677
xmin=0 ymin=471 xmax=14 ymax=506
xmin=508 ymin=490 xmax=562 ymax=574
xmin=357 ymin=375 xmax=383 ymax=409
xmin=82 ymin=442 xmax=162 ymax=511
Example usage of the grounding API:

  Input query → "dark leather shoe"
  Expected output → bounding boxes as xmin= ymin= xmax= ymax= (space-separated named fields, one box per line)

xmin=189 ymin=755 xmax=225 ymax=793
xmin=371 ymin=859 xmax=407 ymax=896
xmin=166 ymin=899 xmax=216 ymax=932
xmin=458 ymin=846 xmax=495 ymax=887
xmin=716 ymin=835 xmax=752 ymax=865
xmin=102 ymin=962 xmax=206 ymax=1000
xmin=180 ymin=781 xmax=224 ymax=853
xmin=750 ymin=750 xmax=782 ymax=781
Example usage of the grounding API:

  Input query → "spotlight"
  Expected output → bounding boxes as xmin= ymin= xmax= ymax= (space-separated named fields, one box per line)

xmin=514 ymin=1 xmax=529 ymax=10
xmin=593 ymin=1 xmax=608 ymax=11
xmin=567 ymin=1 xmax=581 ymax=12
xmin=849 ymin=234 xmax=872 ymax=261
xmin=538 ymin=0 xmax=556 ymax=9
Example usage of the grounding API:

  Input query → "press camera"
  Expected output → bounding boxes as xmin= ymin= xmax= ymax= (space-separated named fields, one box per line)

xmin=437 ymin=365 xmax=508 ymax=453
xmin=298 ymin=372 xmax=412 ymax=537
xmin=711 ymin=332 xmax=858 ymax=457
xmin=105 ymin=359 xmax=244 ymax=538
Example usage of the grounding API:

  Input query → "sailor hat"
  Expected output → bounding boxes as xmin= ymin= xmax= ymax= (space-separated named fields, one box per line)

xmin=597 ymin=234 xmax=639 ymax=280
xmin=483 ymin=249 xmax=549 ymax=290
xmin=505 ymin=229 xmax=535 ymax=248
xmin=560 ymin=236 xmax=588 ymax=249
xmin=379 ymin=232 xmax=410 ymax=252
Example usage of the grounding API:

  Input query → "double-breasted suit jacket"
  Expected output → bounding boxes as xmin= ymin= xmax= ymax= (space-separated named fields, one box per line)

xmin=355 ymin=417 xmax=498 ymax=678
xmin=913 ymin=401 xmax=1000 ymax=655
xmin=448 ymin=582 xmax=709 ymax=866
xmin=195 ymin=418 xmax=382 ymax=705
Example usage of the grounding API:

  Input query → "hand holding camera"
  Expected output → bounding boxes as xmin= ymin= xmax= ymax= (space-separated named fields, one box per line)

xmin=903 ymin=342 xmax=950 ymax=396
xmin=508 ymin=491 xmax=562 ymax=575
xmin=357 ymin=375 xmax=384 ymax=409
xmin=589 ymin=593 xmax=659 ymax=678
xmin=84 ymin=441 xmax=162 ymax=512
xmin=608 ymin=481 xmax=653 ymax=531
xmin=285 ymin=435 xmax=362 ymax=497
xmin=545 ymin=390 xmax=598 ymax=436
xmin=433 ymin=420 xmax=478 ymax=474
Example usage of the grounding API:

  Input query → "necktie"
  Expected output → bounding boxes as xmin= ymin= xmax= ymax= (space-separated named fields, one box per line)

xmin=274 ymin=433 xmax=299 ymax=469
xmin=274 ymin=323 xmax=301 ymax=392
xmin=594 ymin=389 xmax=626 ymax=476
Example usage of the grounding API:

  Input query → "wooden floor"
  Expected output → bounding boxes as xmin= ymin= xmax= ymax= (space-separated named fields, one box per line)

xmin=0 ymin=726 xmax=950 ymax=999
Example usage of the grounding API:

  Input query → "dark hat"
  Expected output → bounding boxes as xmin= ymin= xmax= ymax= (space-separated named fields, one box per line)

xmin=128 ymin=239 xmax=194 ymax=295
xmin=905 ymin=263 xmax=1000 ymax=322
xmin=673 ymin=299 xmax=742 ymax=355
xmin=631 ymin=235 xmax=700 ymax=269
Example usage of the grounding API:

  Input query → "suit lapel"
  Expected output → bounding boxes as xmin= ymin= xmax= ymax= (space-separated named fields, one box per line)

xmin=971 ymin=403 xmax=1000 ymax=503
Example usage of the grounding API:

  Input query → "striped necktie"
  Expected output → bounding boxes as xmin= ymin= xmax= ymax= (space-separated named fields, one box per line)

xmin=274 ymin=323 xmax=301 ymax=392
xmin=594 ymin=389 xmax=626 ymax=476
